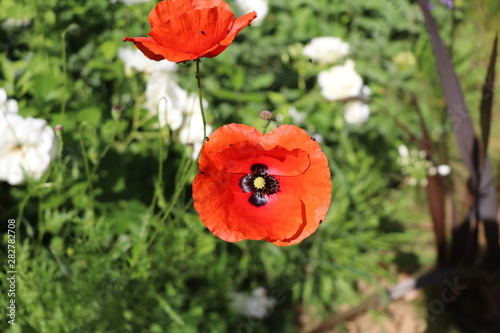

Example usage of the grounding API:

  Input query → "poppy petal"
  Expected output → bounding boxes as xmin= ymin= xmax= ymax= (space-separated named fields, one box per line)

xmin=193 ymin=172 xmax=308 ymax=241
xmin=124 ymin=0 xmax=256 ymax=62
xmin=149 ymin=0 xmax=232 ymax=28
xmin=201 ymin=11 xmax=257 ymax=58
xmin=193 ymin=123 xmax=332 ymax=246
xmin=211 ymin=142 xmax=311 ymax=176
xmin=199 ymin=124 xmax=311 ymax=176
xmin=122 ymin=37 xmax=167 ymax=61
xmin=199 ymin=123 xmax=261 ymax=163
xmin=149 ymin=7 xmax=234 ymax=57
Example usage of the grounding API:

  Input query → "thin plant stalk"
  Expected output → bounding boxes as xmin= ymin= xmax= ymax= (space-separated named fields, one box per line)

xmin=195 ymin=59 xmax=207 ymax=144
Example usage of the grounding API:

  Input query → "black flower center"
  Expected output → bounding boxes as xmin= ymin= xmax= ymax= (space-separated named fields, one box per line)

xmin=240 ymin=164 xmax=280 ymax=207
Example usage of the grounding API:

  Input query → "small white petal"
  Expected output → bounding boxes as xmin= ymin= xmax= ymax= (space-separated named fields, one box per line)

xmin=398 ymin=145 xmax=409 ymax=158
xmin=344 ymin=101 xmax=370 ymax=126
xmin=437 ymin=164 xmax=451 ymax=176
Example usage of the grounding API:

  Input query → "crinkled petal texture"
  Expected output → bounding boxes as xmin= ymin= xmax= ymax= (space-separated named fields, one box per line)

xmin=124 ymin=0 xmax=257 ymax=63
xmin=193 ymin=124 xmax=332 ymax=246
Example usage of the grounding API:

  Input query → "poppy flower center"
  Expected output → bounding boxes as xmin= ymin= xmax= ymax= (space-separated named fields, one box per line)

xmin=253 ymin=177 xmax=266 ymax=189
xmin=239 ymin=164 xmax=280 ymax=207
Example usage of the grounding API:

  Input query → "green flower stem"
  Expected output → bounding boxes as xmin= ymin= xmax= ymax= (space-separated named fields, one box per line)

xmin=60 ymin=30 xmax=68 ymax=121
xmin=195 ymin=59 xmax=207 ymax=144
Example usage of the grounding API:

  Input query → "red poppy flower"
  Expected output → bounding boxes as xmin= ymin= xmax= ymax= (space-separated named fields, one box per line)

xmin=193 ymin=124 xmax=332 ymax=246
xmin=123 ymin=0 xmax=257 ymax=63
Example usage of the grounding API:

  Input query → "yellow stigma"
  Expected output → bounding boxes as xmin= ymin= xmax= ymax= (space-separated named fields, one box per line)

xmin=253 ymin=177 xmax=266 ymax=189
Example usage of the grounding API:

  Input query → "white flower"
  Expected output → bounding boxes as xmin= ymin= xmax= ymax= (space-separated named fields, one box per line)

xmin=231 ymin=287 xmax=276 ymax=319
xmin=145 ymin=72 xmax=187 ymax=130
xmin=288 ymin=106 xmax=306 ymax=125
xmin=397 ymin=144 xmax=432 ymax=187
xmin=437 ymin=164 xmax=451 ymax=176
xmin=118 ymin=48 xmax=177 ymax=76
xmin=361 ymin=85 xmax=371 ymax=98
xmin=235 ymin=0 xmax=268 ymax=25
xmin=344 ymin=101 xmax=370 ymax=126
xmin=318 ymin=60 xmax=363 ymax=101
xmin=2 ymin=17 xmax=31 ymax=29
xmin=303 ymin=37 xmax=350 ymax=64
xmin=398 ymin=145 xmax=410 ymax=161
xmin=184 ymin=93 xmax=208 ymax=116
xmin=0 ymin=88 xmax=19 ymax=116
xmin=0 ymin=113 xmax=57 ymax=185
xmin=179 ymin=94 xmax=211 ymax=160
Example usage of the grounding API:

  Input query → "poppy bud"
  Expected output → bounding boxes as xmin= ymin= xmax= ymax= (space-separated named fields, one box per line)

xmin=259 ymin=110 xmax=273 ymax=120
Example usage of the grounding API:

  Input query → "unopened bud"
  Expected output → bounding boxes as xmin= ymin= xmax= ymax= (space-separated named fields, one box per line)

xmin=259 ymin=110 xmax=273 ymax=120
xmin=112 ymin=105 xmax=124 ymax=120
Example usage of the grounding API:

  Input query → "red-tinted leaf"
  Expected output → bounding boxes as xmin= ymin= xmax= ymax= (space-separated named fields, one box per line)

xmin=427 ymin=175 xmax=446 ymax=267
xmin=480 ymin=34 xmax=497 ymax=156
xmin=417 ymin=0 xmax=480 ymax=187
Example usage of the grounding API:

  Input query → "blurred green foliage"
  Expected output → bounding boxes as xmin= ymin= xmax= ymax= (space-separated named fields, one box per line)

xmin=0 ymin=0 xmax=497 ymax=332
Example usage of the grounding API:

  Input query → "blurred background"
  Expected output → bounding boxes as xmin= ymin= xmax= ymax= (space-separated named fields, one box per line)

xmin=0 ymin=0 xmax=499 ymax=332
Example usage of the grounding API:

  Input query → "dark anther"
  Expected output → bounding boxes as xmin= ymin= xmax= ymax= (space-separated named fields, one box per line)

xmin=319 ymin=220 xmax=323 ymax=224
xmin=311 ymin=137 xmax=316 ymax=141
xmin=250 ymin=163 xmax=268 ymax=176
xmin=201 ymin=30 xmax=206 ymax=35
xmin=308 ymin=58 xmax=313 ymax=63
xmin=249 ymin=193 xmax=267 ymax=207
xmin=240 ymin=174 xmax=253 ymax=193
xmin=205 ymin=137 xmax=209 ymax=141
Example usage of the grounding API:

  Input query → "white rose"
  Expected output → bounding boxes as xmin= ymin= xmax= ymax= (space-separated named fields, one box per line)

xmin=184 ymin=93 xmax=208 ymax=116
xmin=179 ymin=96 xmax=212 ymax=160
xmin=318 ymin=60 xmax=363 ymax=101
xmin=145 ymin=72 xmax=187 ymax=130
xmin=344 ymin=101 xmax=370 ymax=126
xmin=118 ymin=48 xmax=177 ymax=76
xmin=0 ymin=113 xmax=57 ymax=185
xmin=303 ymin=37 xmax=350 ymax=64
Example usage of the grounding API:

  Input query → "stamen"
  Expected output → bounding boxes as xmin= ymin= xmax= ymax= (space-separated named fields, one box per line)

xmin=239 ymin=164 xmax=280 ymax=207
